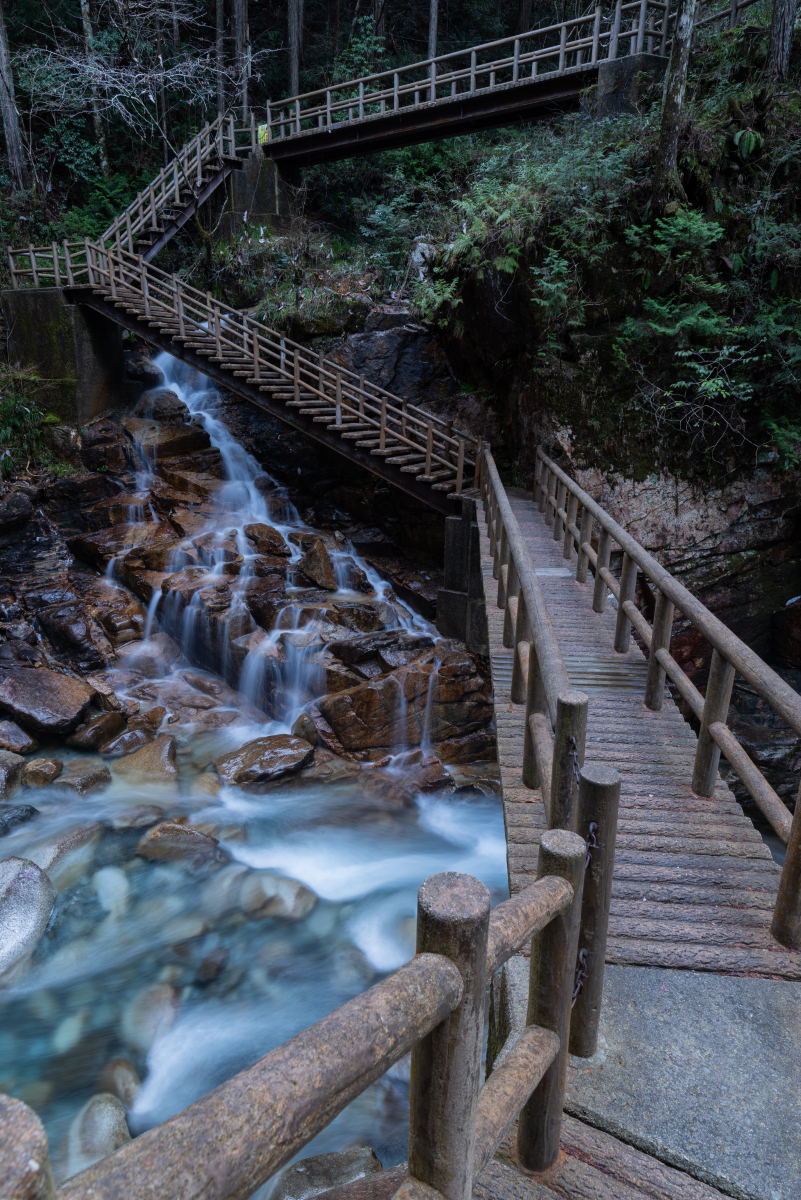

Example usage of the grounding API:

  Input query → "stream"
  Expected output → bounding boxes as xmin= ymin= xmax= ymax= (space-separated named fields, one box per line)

xmin=0 ymin=352 xmax=505 ymax=1187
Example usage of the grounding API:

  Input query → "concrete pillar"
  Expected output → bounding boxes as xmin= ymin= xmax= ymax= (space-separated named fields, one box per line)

xmin=437 ymin=496 xmax=488 ymax=654
xmin=596 ymin=53 xmax=667 ymax=118
xmin=223 ymin=152 xmax=295 ymax=237
xmin=1 ymin=287 xmax=126 ymax=426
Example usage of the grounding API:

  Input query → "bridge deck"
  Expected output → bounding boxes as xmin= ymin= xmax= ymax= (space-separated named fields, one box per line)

xmin=481 ymin=489 xmax=801 ymax=981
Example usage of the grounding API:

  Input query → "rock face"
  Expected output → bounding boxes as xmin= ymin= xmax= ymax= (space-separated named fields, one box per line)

xmin=272 ymin=1147 xmax=383 ymax=1200
xmin=214 ymin=735 xmax=315 ymax=785
xmin=52 ymin=1092 xmax=131 ymax=1183
xmin=121 ymin=416 xmax=211 ymax=460
xmin=0 ymin=749 xmax=25 ymax=797
xmin=297 ymin=538 xmax=337 ymax=591
xmin=0 ymin=857 xmax=58 ymax=980
xmin=773 ymin=600 xmax=801 ymax=668
xmin=0 ymin=669 xmax=95 ymax=736
xmin=0 ymin=719 xmax=36 ymax=754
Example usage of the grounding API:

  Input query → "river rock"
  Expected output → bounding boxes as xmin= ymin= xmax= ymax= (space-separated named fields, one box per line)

xmin=124 ymin=350 xmax=164 ymax=388
xmin=0 ymin=719 xmax=36 ymax=755
xmin=52 ymin=1092 xmax=131 ymax=1183
xmin=0 ymin=803 xmax=39 ymax=837
xmin=120 ymin=982 xmax=181 ymax=1054
xmin=121 ymin=416 xmax=211 ymax=459
xmin=0 ymin=490 xmax=33 ymax=532
xmin=0 ymin=857 xmax=57 ymax=980
xmin=131 ymin=388 xmax=190 ymax=424
xmin=21 ymin=758 xmax=63 ymax=787
xmin=195 ymin=946 xmax=229 ymax=983
xmin=112 ymin=733 xmax=178 ymax=785
xmin=84 ymin=674 xmax=123 ymax=711
xmin=244 ymin=579 xmax=293 ymax=631
xmin=243 ymin=523 xmax=291 ymax=557
xmin=66 ymin=711 xmax=127 ymax=751
xmin=214 ymin=735 xmax=315 ymax=785
xmin=0 ymin=749 xmax=25 ymax=798
xmin=291 ymin=713 xmax=318 ymax=746
xmin=297 ymin=537 xmax=337 ymax=591
xmin=193 ymin=530 xmax=242 ymax=566
xmin=84 ymin=490 xmax=154 ymax=530
xmin=0 ymin=640 xmax=48 ymax=668
xmin=0 ymin=668 xmax=95 ymax=736
xmin=27 ymin=824 xmax=102 ymax=891
xmin=115 ymin=632 xmax=183 ymax=679
xmin=100 ymin=727 xmax=154 ymax=757
xmin=189 ymin=773 xmax=222 ymax=798
xmin=136 ymin=821 xmax=218 ymax=863
xmin=328 ymin=631 xmax=434 ymax=678
xmin=96 ymin=1057 xmax=141 ymax=1107
xmin=199 ymin=863 xmax=250 ymax=919
xmin=240 ymin=871 xmax=318 ymax=920
xmin=109 ymin=804 xmax=164 ymax=830
xmin=36 ymin=602 xmax=113 ymax=672
xmin=272 ymin=1147 xmax=383 ymax=1200
xmin=59 ymin=759 xmax=112 ymax=796
xmin=92 ymin=866 xmax=130 ymax=916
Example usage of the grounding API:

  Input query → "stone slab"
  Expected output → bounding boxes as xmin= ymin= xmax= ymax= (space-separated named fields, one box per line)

xmin=564 ymin=965 xmax=801 ymax=1200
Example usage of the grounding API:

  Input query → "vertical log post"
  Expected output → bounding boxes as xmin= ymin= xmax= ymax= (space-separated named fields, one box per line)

xmin=456 ymin=439 xmax=465 ymax=495
xmin=502 ymin=560 xmax=520 ymax=648
xmin=575 ymin=505 xmax=593 ymax=584
xmin=644 ymin=589 xmax=675 ymax=710
xmin=252 ymin=321 xmax=261 ymax=381
xmin=533 ymin=457 xmax=542 ymax=506
xmin=522 ymin=648 xmax=549 ymax=792
xmin=517 ymin=830 xmax=586 ymax=1173
xmin=335 ymin=373 xmax=342 ymax=425
xmin=772 ymin=779 xmax=801 ymax=949
xmin=692 ymin=649 xmax=735 ymax=797
xmin=609 ymin=0 xmax=622 ymax=57
xmin=558 ymin=23 xmax=567 ymax=71
xmin=563 ymin=492 xmax=578 ymax=561
xmin=294 ymin=351 xmax=301 ymax=404
xmin=545 ymin=471 xmax=557 ymax=528
xmin=408 ymin=873 xmax=490 ymax=1200
xmin=359 ymin=373 xmax=366 ymax=417
xmin=569 ymin=765 xmax=621 ymax=1058
xmin=613 ymin=552 xmax=638 ymax=652
xmin=510 ymin=594 xmax=531 ymax=704
xmin=592 ymin=529 xmax=612 ymax=613
xmin=380 ymin=398 xmax=387 ymax=451
xmin=538 ymin=465 xmax=549 ymax=514
xmin=549 ymin=691 xmax=588 ymax=832
xmin=553 ymin=480 xmax=566 ymax=543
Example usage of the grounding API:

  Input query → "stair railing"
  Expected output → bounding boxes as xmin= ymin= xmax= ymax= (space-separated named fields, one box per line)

xmin=4 ymin=858 xmax=613 ymax=1198
xmin=532 ymin=447 xmax=801 ymax=950
xmin=8 ymin=240 xmax=478 ymax=493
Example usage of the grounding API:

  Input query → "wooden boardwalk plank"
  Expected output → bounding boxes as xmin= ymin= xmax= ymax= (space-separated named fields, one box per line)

xmin=480 ymin=491 xmax=800 ymax=979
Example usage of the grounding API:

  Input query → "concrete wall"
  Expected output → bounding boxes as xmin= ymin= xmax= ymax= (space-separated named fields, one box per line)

xmin=220 ymin=152 xmax=295 ymax=238
xmin=596 ymin=53 xmax=667 ymax=118
xmin=1 ymin=288 xmax=127 ymax=426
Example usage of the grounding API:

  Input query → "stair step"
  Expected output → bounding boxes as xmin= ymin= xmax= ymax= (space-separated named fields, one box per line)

xmin=325 ymin=421 xmax=362 ymax=430
xmin=432 ymin=481 xmax=457 ymax=492
xmin=339 ymin=428 xmax=375 ymax=439
xmin=370 ymin=446 xmax=403 ymax=457
xmin=416 ymin=470 xmax=455 ymax=482
xmin=385 ymin=454 xmax=423 ymax=465
xmin=399 ymin=462 xmax=428 ymax=473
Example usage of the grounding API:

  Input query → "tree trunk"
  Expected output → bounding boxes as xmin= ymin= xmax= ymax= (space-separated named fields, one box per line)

xmin=233 ymin=0 xmax=248 ymax=118
xmin=79 ymin=0 xmax=110 ymax=176
xmin=288 ymin=0 xmax=300 ymax=95
xmin=216 ymin=0 xmax=225 ymax=117
xmin=157 ymin=26 xmax=169 ymax=165
xmin=652 ymin=0 xmax=696 ymax=214
xmin=170 ymin=0 xmax=180 ymax=46
xmin=767 ymin=0 xmax=798 ymax=80
xmin=428 ymin=0 xmax=438 ymax=60
xmin=515 ymin=0 xmax=533 ymax=34
xmin=0 ymin=0 xmax=28 ymax=190
xmin=373 ymin=0 xmax=386 ymax=36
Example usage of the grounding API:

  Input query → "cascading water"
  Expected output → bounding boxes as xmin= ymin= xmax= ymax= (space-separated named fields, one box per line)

xmin=0 ymin=351 xmax=504 ymax=1189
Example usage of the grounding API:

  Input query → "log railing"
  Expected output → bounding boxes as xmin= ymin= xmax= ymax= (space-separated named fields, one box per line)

xmin=4 ymin=853 xmax=617 ymax=1199
xmin=532 ymin=446 xmax=801 ymax=950
xmin=7 ymin=240 xmax=478 ymax=496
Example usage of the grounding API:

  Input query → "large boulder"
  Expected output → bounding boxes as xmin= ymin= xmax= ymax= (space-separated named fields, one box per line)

xmin=297 ymin=537 xmax=337 ymax=591
xmin=0 ymin=491 xmax=32 ymax=533
xmin=0 ymin=669 xmax=95 ymax=737
xmin=111 ymin=734 xmax=178 ymax=783
xmin=36 ymin=602 xmax=113 ymax=672
xmin=27 ymin=824 xmax=102 ymax=891
xmin=328 ymin=631 xmax=434 ymax=680
xmin=214 ymin=735 xmax=315 ymax=785
xmin=0 ymin=719 xmax=36 ymax=755
xmin=124 ymin=350 xmax=165 ymax=389
xmin=0 ymin=857 xmax=57 ymax=980
xmin=52 ymin=1092 xmax=131 ymax=1183
xmin=131 ymin=388 xmax=190 ymax=424
xmin=121 ymin=416 xmax=210 ymax=460
xmin=0 ymin=749 xmax=25 ymax=798
xmin=243 ymin=523 xmax=291 ymax=557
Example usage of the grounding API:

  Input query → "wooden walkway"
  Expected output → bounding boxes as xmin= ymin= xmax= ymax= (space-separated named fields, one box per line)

xmin=481 ymin=489 xmax=801 ymax=981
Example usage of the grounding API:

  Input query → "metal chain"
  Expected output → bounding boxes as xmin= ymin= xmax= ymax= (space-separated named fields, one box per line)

xmin=571 ymin=948 xmax=588 ymax=1008
xmin=584 ymin=821 xmax=598 ymax=871
xmin=568 ymin=735 xmax=582 ymax=786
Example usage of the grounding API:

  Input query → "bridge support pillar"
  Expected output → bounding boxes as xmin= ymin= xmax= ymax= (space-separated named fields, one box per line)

xmin=437 ymin=496 xmax=488 ymax=654
xmin=1 ymin=286 xmax=127 ymax=426
xmin=224 ymin=153 xmax=295 ymax=235
xmin=596 ymin=53 xmax=667 ymax=118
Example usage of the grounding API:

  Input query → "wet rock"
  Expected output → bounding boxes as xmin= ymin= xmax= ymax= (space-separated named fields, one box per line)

xmin=44 ymin=471 xmax=121 ymax=515
xmin=0 ymin=749 xmax=25 ymax=797
xmin=52 ymin=1092 xmax=131 ymax=1183
xmin=88 ymin=592 xmax=147 ymax=650
xmin=193 ymin=530 xmax=242 ymax=567
xmin=0 ymin=618 xmax=38 ymax=644
xmin=0 ymin=857 xmax=57 ymax=980
xmin=79 ymin=422 xmax=129 ymax=475
xmin=0 ymin=668 xmax=95 ymax=736
xmin=0 ymin=803 xmax=39 ymax=836
xmin=66 ymin=711 xmax=127 ymax=751
xmin=195 ymin=946 xmax=229 ymax=983
xmin=95 ymin=1058 xmax=141 ymax=1107
xmin=199 ymin=863 xmax=250 ymax=919
xmin=393 ymin=749 xmax=454 ymax=792
xmin=0 ymin=490 xmax=33 ymax=532
xmin=27 ymin=824 xmax=102 ymax=890
xmin=59 ymin=759 xmax=112 ymax=796
xmin=129 ymin=704 xmax=168 ymax=730
xmin=243 ymin=523 xmax=291 ymax=557
xmin=297 ymin=537 xmax=337 ymax=591
xmin=244 ymin=578 xmax=292 ymax=631
xmin=291 ymin=713 xmax=318 ymax=746
xmin=37 ymin=602 xmax=113 ymax=672
xmin=67 ymin=522 xmax=171 ymax=569
xmin=121 ymin=983 xmax=181 ymax=1055
xmin=436 ymin=729 xmax=497 ymax=763
xmin=272 ymin=1147 xmax=383 ymax=1200
xmin=115 ymin=633 xmax=183 ymax=679
xmin=124 ymin=350 xmax=165 ymax=389
xmin=112 ymin=733 xmax=178 ymax=783
xmin=131 ymin=388 xmax=190 ymax=424
xmin=92 ymin=866 xmax=130 ymax=916
xmin=240 ymin=871 xmax=318 ymax=920
xmin=21 ymin=758 xmax=63 ymax=787
xmin=121 ymin=416 xmax=211 ymax=459
xmin=84 ymin=674 xmax=123 ymax=711
xmin=0 ymin=720 xmax=36 ymax=755
xmin=167 ymin=507 xmax=214 ymax=539
xmin=190 ymin=773 xmax=222 ymax=798
xmin=83 ymin=491 xmax=154 ymax=530
xmin=214 ymin=735 xmax=315 ymax=785
xmin=331 ymin=601 xmax=394 ymax=635
xmin=0 ymin=640 xmax=48 ymax=669
xmin=109 ymin=804 xmax=164 ymax=830
xmin=340 ymin=558 xmax=375 ymax=595
xmin=100 ymin=727 xmax=154 ymax=757
xmin=328 ymin=631 xmax=435 ymax=679
xmin=136 ymin=821 xmax=218 ymax=863
xmin=160 ymin=566 xmax=215 ymax=609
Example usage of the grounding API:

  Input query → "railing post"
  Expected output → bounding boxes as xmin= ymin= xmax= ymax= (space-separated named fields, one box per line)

xmin=660 ymin=0 xmax=670 ymax=52
xmin=470 ymin=51 xmax=476 ymax=91
xmin=692 ymin=649 xmax=735 ymax=797
xmin=549 ymin=690 xmax=588 ymax=832
xmin=51 ymin=241 xmax=61 ymax=287
xmin=141 ymin=261 xmax=150 ymax=316
xmin=426 ymin=425 xmax=434 ymax=476
xmin=335 ymin=373 xmax=342 ymax=425
xmin=252 ymin=320 xmax=260 ymax=380
xmin=502 ymin=560 xmax=519 ymax=647
xmin=772 ymin=780 xmax=801 ymax=949
xmin=84 ymin=238 xmax=94 ymax=285
xmin=563 ymin=492 xmax=578 ymax=561
xmin=635 ymin=0 xmax=649 ymax=52
xmin=517 ymin=829 xmax=585 ymax=1173
xmin=358 ymin=82 xmax=365 ymax=120
xmin=644 ymin=589 xmax=674 ymax=710
xmin=393 ymin=73 xmax=400 ymax=109
xmin=513 ymin=38 xmax=521 ymax=82
xmin=408 ymin=872 xmax=490 ymax=1200
xmin=569 ymin=765 xmax=620 ymax=1058
xmin=575 ymin=505 xmax=593 ymax=584
xmin=609 ymin=0 xmax=622 ymax=58
xmin=63 ymin=239 xmax=74 ymax=286
xmin=592 ymin=528 xmax=612 ymax=613
xmin=294 ymin=351 xmax=301 ymax=403
xmin=553 ymin=479 xmax=566 ymax=543
xmin=176 ymin=279 xmax=185 ymax=337
xmin=545 ymin=470 xmax=556 ymax=527
xmin=558 ymin=23 xmax=567 ymax=71
xmin=538 ymin=464 xmax=548 ymax=514
xmin=591 ymin=5 xmax=601 ymax=62
xmin=380 ymin=397 xmax=387 ymax=450
xmin=28 ymin=244 xmax=39 ymax=288
xmin=613 ymin=551 xmax=637 ymax=652
xmin=456 ymin=438 xmax=465 ymax=495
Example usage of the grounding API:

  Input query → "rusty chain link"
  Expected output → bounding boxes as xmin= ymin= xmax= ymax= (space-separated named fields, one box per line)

xmin=584 ymin=821 xmax=598 ymax=871
xmin=571 ymin=948 xmax=588 ymax=1008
